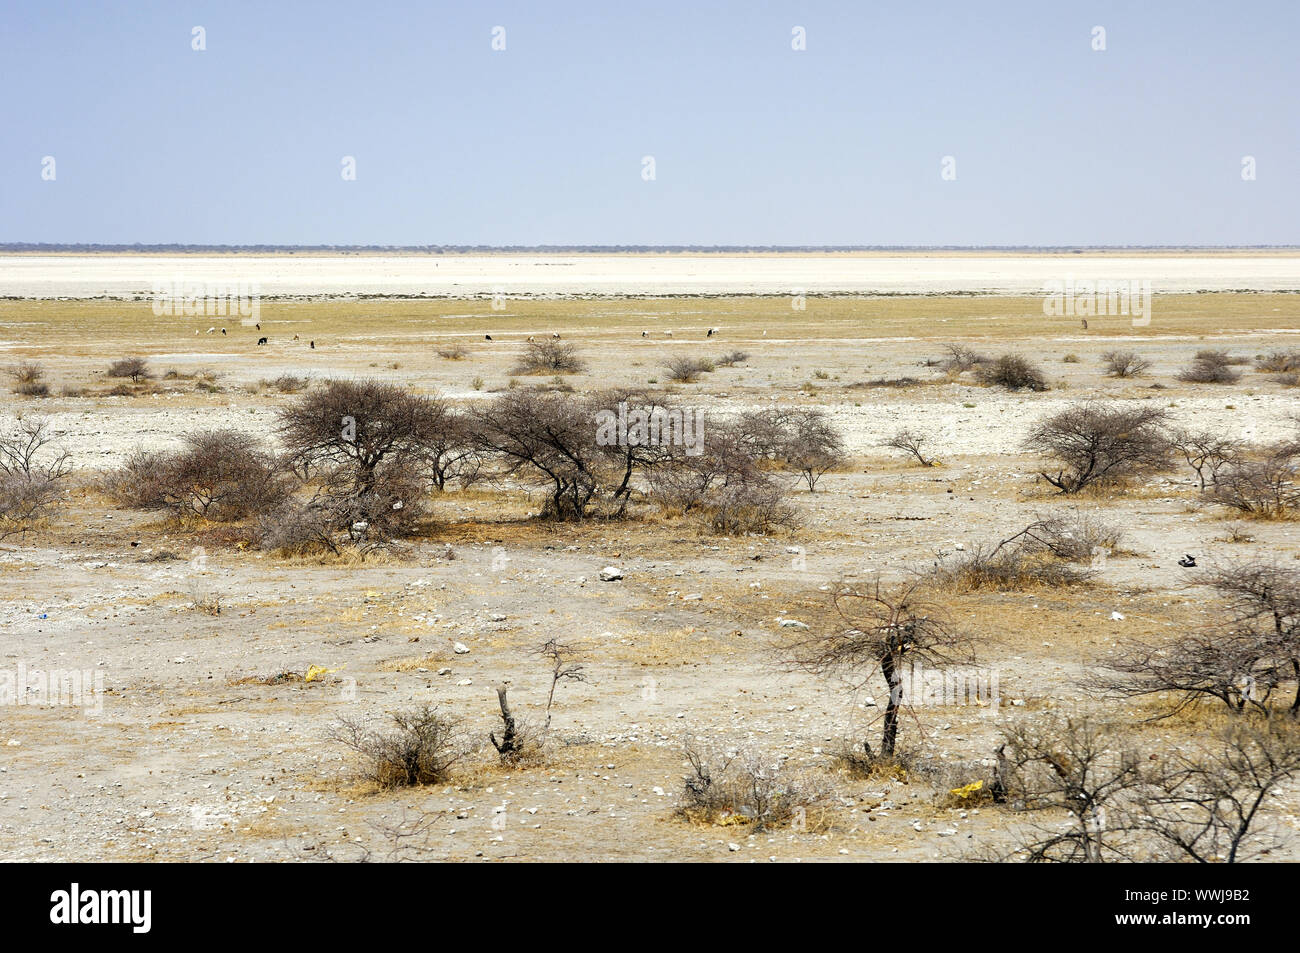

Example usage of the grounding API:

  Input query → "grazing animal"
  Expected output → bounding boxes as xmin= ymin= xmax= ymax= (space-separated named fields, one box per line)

xmin=706 ymin=327 xmax=716 ymax=337
xmin=257 ymin=336 xmax=268 ymax=345
xmin=221 ymin=328 xmax=226 ymax=335
xmin=1080 ymin=318 xmax=1088 ymax=330
xmin=310 ymin=340 xmax=315 ymax=349
xmin=206 ymin=326 xmax=215 ymax=334
xmin=255 ymin=323 xmax=261 ymax=330
xmin=527 ymin=336 xmax=535 ymax=342
xmin=293 ymin=335 xmax=299 ymax=341
xmin=485 ymin=334 xmax=493 ymax=341
xmin=551 ymin=332 xmax=560 ymax=339
xmin=641 ymin=331 xmax=647 ymax=337
xmin=664 ymin=330 xmax=673 ymax=337
xmin=1178 ymin=554 xmax=1197 ymax=568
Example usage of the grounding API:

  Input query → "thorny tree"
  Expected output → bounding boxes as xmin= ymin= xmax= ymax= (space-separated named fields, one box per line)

xmin=786 ymin=577 xmax=973 ymax=759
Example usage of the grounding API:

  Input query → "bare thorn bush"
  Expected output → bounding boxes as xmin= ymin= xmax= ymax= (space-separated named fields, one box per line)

xmin=662 ymin=355 xmax=715 ymax=383
xmin=678 ymin=736 xmax=830 ymax=831
xmin=0 ymin=416 xmax=71 ymax=540
xmin=1178 ymin=350 xmax=1242 ymax=384
xmin=1205 ymin=448 xmax=1300 ymax=519
xmin=1169 ymin=427 xmax=1242 ymax=490
xmin=107 ymin=357 xmax=150 ymax=382
xmin=512 ymin=339 xmax=586 ymax=375
xmin=1024 ymin=400 xmax=1171 ymax=494
xmin=940 ymin=344 xmax=989 ymax=373
xmin=330 ymin=705 xmax=469 ymax=788
xmin=1101 ymin=350 xmax=1151 ymax=378
xmin=883 ymin=428 xmax=939 ymax=467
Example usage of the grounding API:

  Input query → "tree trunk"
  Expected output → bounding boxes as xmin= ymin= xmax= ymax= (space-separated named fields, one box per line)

xmin=489 ymin=685 xmax=519 ymax=755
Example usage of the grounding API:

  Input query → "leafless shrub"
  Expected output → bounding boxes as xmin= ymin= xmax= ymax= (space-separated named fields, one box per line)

xmin=473 ymin=388 xmax=607 ymax=520
xmin=330 ymin=705 xmax=470 ymax=788
xmin=1134 ymin=720 xmax=1300 ymax=863
xmin=1256 ymin=350 xmax=1300 ymax=374
xmin=703 ymin=479 xmax=796 ymax=534
xmin=729 ymin=407 xmax=795 ymax=460
xmin=883 ymin=429 xmax=939 ymax=467
xmin=107 ymin=357 xmax=149 ymax=382
xmin=0 ymin=417 xmax=71 ymax=540
xmin=931 ymin=529 xmax=1096 ymax=591
xmin=785 ymin=577 xmax=973 ymax=758
xmin=1178 ymin=350 xmax=1242 ymax=384
xmin=715 ymin=350 xmax=749 ymax=367
xmin=784 ymin=409 xmax=844 ymax=491
xmin=1205 ymin=448 xmax=1300 ymax=519
xmin=436 ymin=345 xmax=468 ymax=360
xmin=1101 ymin=350 xmax=1151 ymax=378
xmin=277 ymin=379 xmax=458 ymax=537
xmin=1100 ymin=562 xmax=1300 ymax=717
xmin=975 ymin=354 xmax=1049 ymax=391
xmin=678 ymin=736 xmax=830 ymax=831
xmin=1169 ymin=427 xmax=1242 ymax=489
xmin=10 ymin=362 xmax=48 ymax=397
xmin=990 ymin=714 xmax=1146 ymax=863
xmin=940 ymin=344 xmax=989 ymax=373
xmin=1021 ymin=509 xmax=1124 ymax=563
xmin=1024 ymin=400 xmax=1171 ymax=493
xmin=419 ymin=409 xmax=482 ymax=491
xmin=10 ymin=361 xmax=43 ymax=386
xmin=105 ymin=430 xmax=289 ymax=521
xmin=262 ymin=374 xmax=309 ymax=393
xmin=989 ymin=715 xmax=1300 ymax=863
xmin=512 ymin=339 xmax=586 ymax=375
xmin=1101 ymin=629 xmax=1278 ymax=718
xmin=662 ymin=355 xmax=714 ymax=382
xmin=255 ymin=495 xmax=341 ymax=555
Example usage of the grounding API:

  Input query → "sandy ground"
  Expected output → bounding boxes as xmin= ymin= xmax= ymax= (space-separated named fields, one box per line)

xmin=2 ymin=277 xmax=1300 ymax=862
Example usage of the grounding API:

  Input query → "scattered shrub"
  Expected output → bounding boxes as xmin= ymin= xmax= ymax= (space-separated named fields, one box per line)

xmin=107 ymin=357 xmax=149 ymax=382
xmin=883 ymin=429 xmax=939 ymax=467
xmin=1101 ymin=350 xmax=1151 ymax=378
xmin=0 ymin=417 xmax=71 ymax=540
xmin=976 ymin=354 xmax=1048 ymax=391
xmin=10 ymin=362 xmax=48 ymax=396
xmin=1179 ymin=351 xmax=1242 ymax=384
xmin=106 ymin=430 xmax=289 ymax=521
xmin=662 ymin=355 xmax=715 ymax=383
xmin=1024 ymin=400 xmax=1171 ymax=493
xmin=1256 ymin=350 xmax=1300 ymax=374
xmin=678 ymin=737 xmax=829 ymax=831
xmin=1206 ymin=448 xmax=1300 ymax=519
xmin=512 ymin=339 xmax=586 ymax=375
xmin=940 ymin=344 xmax=989 ymax=373
xmin=330 ymin=705 xmax=469 ymax=788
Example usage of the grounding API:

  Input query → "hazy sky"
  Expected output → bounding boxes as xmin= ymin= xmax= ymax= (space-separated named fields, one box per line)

xmin=3 ymin=0 xmax=1297 ymax=246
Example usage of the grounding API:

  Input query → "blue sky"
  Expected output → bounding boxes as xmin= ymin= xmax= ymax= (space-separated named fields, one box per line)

xmin=2 ymin=0 xmax=1296 ymax=245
